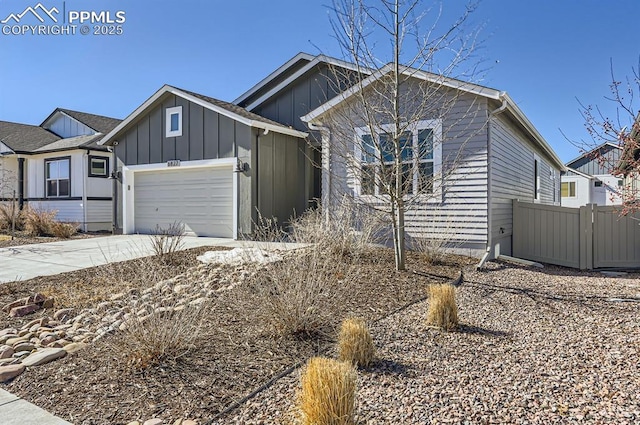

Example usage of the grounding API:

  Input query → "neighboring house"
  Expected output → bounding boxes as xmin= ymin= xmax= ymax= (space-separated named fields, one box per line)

xmin=299 ymin=64 xmax=565 ymax=259
xmin=0 ymin=108 xmax=121 ymax=231
xmin=615 ymin=113 xmax=640 ymax=203
xmin=99 ymin=85 xmax=308 ymax=238
xmin=561 ymin=143 xmax=624 ymax=208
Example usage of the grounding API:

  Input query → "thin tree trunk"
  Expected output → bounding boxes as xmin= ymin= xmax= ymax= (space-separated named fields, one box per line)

xmin=393 ymin=0 xmax=406 ymax=271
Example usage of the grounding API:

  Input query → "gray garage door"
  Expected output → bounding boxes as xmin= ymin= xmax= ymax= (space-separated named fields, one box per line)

xmin=134 ymin=166 xmax=234 ymax=237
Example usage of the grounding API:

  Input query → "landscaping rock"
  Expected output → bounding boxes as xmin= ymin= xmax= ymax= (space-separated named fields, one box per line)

xmin=54 ymin=308 xmax=74 ymax=321
xmin=0 ymin=364 xmax=25 ymax=382
xmin=42 ymin=297 xmax=55 ymax=309
xmin=22 ymin=347 xmax=67 ymax=367
xmin=13 ymin=342 xmax=35 ymax=353
xmin=3 ymin=298 xmax=28 ymax=312
xmin=0 ymin=328 xmax=17 ymax=337
xmin=6 ymin=335 xmax=29 ymax=346
xmin=9 ymin=304 xmax=40 ymax=317
xmin=126 ymin=422 xmax=141 ymax=425
xmin=62 ymin=342 xmax=87 ymax=354
xmin=143 ymin=419 xmax=163 ymax=425
xmin=0 ymin=346 xmax=14 ymax=359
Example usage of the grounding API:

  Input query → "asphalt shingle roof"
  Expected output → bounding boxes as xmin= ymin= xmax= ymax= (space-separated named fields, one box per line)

xmin=55 ymin=108 xmax=121 ymax=134
xmin=176 ymin=87 xmax=298 ymax=130
xmin=0 ymin=121 xmax=60 ymax=153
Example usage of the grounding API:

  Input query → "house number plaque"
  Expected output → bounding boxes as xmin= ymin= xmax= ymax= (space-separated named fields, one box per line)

xmin=167 ymin=160 xmax=181 ymax=167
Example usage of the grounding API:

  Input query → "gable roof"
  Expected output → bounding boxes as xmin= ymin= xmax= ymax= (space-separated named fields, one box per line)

xmin=564 ymin=166 xmax=595 ymax=180
xmin=40 ymin=108 xmax=121 ymax=135
xmin=565 ymin=142 xmax=621 ymax=168
xmin=300 ymin=63 xmax=565 ymax=170
xmin=100 ymin=84 xmax=307 ymax=146
xmin=0 ymin=120 xmax=60 ymax=153
xmin=234 ymin=52 xmax=372 ymax=111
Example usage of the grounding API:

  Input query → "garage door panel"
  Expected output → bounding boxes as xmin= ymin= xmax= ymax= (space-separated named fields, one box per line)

xmin=133 ymin=166 xmax=233 ymax=237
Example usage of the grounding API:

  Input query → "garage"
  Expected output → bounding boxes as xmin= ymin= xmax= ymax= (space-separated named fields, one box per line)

xmin=133 ymin=165 xmax=234 ymax=237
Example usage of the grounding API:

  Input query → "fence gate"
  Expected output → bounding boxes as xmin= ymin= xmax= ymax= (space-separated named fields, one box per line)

xmin=513 ymin=201 xmax=640 ymax=269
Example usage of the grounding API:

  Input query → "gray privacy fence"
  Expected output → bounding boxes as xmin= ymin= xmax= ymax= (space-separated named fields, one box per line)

xmin=513 ymin=200 xmax=640 ymax=269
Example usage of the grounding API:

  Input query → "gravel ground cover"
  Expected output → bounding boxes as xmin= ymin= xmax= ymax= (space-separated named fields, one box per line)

xmin=227 ymin=262 xmax=640 ymax=424
xmin=0 ymin=231 xmax=103 ymax=248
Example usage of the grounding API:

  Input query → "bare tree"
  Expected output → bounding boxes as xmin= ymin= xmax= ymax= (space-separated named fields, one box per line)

xmin=313 ymin=0 xmax=485 ymax=270
xmin=575 ymin=58 xmax=640 ymax=215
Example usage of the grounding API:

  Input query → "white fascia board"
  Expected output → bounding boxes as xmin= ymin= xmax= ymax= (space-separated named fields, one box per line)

xmin=302 ymin=65 xmax=502 ymax=124
xmin=244 ymin=55 xmax=373 ymax=112
xmin=100 ymin=85 xmax=307 ymax=146
xmin=565 ymin=167 xmax=595 ymax=179
xmin=233 ymin=52 xmax=316 ymax=105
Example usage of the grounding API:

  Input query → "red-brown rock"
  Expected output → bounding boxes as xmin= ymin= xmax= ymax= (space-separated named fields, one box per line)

xmin=9 ymin=304 xmax=40 ymax=318
xmin=0 ymin=364 xmax=25 ymax=382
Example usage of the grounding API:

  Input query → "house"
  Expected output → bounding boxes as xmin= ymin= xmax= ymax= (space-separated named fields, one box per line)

xmin=0 ymin=108 xmax=121 ymax=231
xmin=99 ymin=85 xmax=309 ymax=238
xmin=561 ymin=143 xmax=624 ymax=208
xmin=299 ymin=64 xmax=565 ymax=259
xmin=615 ymin=113 xmax=640 ymax=204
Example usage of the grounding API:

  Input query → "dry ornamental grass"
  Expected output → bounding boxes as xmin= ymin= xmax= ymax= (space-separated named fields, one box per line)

xmin=426 ymin=283 xmax=459 ymax=331
xmin=298 ymin=357 xmax=357 ymax=425
xmin=337 ymin=318 xmax=375 ymax=368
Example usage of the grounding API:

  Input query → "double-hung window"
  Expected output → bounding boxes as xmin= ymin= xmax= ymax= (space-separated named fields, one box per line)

xmin=356 ymin=120 xmax=442 ymax=198
xmin=45 ymin=157 xmax=70 ymax=198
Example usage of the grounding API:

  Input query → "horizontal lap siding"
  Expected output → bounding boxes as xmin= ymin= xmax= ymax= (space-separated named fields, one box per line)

xmin=27 ymin=200 xmax=83 ymax=223
xmin=490 ymin=115 xmax=559 ymax=256
xmin=86 ymin=200 xmax=112 ymax=231
xmin=335 ymin=90 xmax=489 ymax=246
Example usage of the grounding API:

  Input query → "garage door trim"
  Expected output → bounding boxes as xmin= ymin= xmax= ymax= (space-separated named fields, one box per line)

xmin=122 ymin=158 xmax=238 ymax=239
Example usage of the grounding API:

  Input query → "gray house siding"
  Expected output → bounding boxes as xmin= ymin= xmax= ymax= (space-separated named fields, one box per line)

xmin=254 ymin=130 xmax=309 ymax=226
xmin=250 ymin=64 xmax=350 ymax=134
xmin=569 ymin=144 xmax=620 ymax=175
xmin=115 ymin=94 xmax=251 ymax=165
xmin=489 ymin=113 xmax=560 ymax=256
xmin=324 ymin=85 xmax=490 ymax=255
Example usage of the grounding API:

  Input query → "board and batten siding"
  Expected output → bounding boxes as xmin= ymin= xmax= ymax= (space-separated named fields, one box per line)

xmin=489 ymin=113 xmax=560 ymax=257
xmin=44 ymin=114 xmax=95 ymax=139
xmin=114 ymin=94 xmax=252 ymax=166
xmin=568 ymin=144 xmax=621 ymax=176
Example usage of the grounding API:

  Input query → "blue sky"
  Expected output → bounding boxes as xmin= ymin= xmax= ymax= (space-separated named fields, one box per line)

xmin=0 ymin=0 xmax=638 ymax=162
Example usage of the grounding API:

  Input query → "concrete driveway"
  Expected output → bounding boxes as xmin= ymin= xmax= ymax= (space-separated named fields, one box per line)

xmin=0 ymin=235 xmax=248 ymax=284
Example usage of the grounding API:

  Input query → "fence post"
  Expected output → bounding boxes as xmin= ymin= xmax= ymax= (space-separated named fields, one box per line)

xmin=579 ymin=204 xmax=593 ymax=270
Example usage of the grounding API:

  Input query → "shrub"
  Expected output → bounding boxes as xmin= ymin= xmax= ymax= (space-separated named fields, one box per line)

xmin=337 ymin=318 xmax=375 ymax=368
xmin=426 ymin=283 xmax=459 ymax=331
xmin=111 ymin=299 xmax=211 ymax=369
xmin=242 ymin=247 xmax=352 ymax=339
xmin=22 ymin=206 xmax=57 ymax=236
xmin=149 ymin=222 xmax=186 ymax=261
xmin=0 ymin=203 xmax=22 ymax=231
xmin=49 ymin=221 xmax=78 ymax=238
xmin=290 ymin=196 xmax=388 ymax=259
xmin=298 ymin=357 xmax=357 ymax=425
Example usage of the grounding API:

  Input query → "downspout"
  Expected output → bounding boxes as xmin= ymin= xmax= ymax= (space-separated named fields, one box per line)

xmin=109 ymin=143 xmax=119 ymax=234
xmin=82 ymin=150 xmax=89 ymax=232
xmin=306 ymin=121 xmax=330 ymax=220
xmin=477 ymin=94 xmax=508 ymax=270
xmin=17 ymin=157 xmax=25 ymax=210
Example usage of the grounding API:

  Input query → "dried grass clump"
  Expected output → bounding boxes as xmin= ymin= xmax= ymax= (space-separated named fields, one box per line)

xmin=242 ymin=247 xmax=353 ymax=339
xmin=426 ymin=283 xmax=458 ymax=331
xmin=49 ymin=221 xmax=78 ymax=238
xmin=22 ymin=206 xmax=57 ymax=236
xmin=337 ymin=318 xmax=375 ymax=368
xmin=0 ymin=203 xmax=23 ymax=231
xmin=298 ymin=357 xmax=357 ymax=425
xmin=111 ymin=300 xmax=211 ymax=369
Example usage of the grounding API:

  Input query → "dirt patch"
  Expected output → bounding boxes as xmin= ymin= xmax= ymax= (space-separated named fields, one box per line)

xmin=1 ymin=248 xmax=469 ymax=424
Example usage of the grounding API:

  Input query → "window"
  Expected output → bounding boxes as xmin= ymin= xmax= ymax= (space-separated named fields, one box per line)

xmin=355 ymin=120 xmax=442 ymax=197
xmin=165 ymin=106 xmax=182 ymax=137
xmin=594 ymin=180 xmax=603 ymax=187
xmin=88 ymin=156 xmax=109 ymax=178
xmin=533 ymin=155 xmax=540 ymax=201
xmin=45 ymin=158 xmax=70 ymax=198
xmin=618 ymin=179 xmax=624 ymax=187
xmin=561 ymin=181 xmax=576 ymax=198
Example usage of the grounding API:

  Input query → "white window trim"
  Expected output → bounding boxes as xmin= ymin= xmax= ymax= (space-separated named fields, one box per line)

xmin=353 ymin=119 xmax=443 ymax=202
xmin=165 ymin=106 xmax=183 ymax=138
